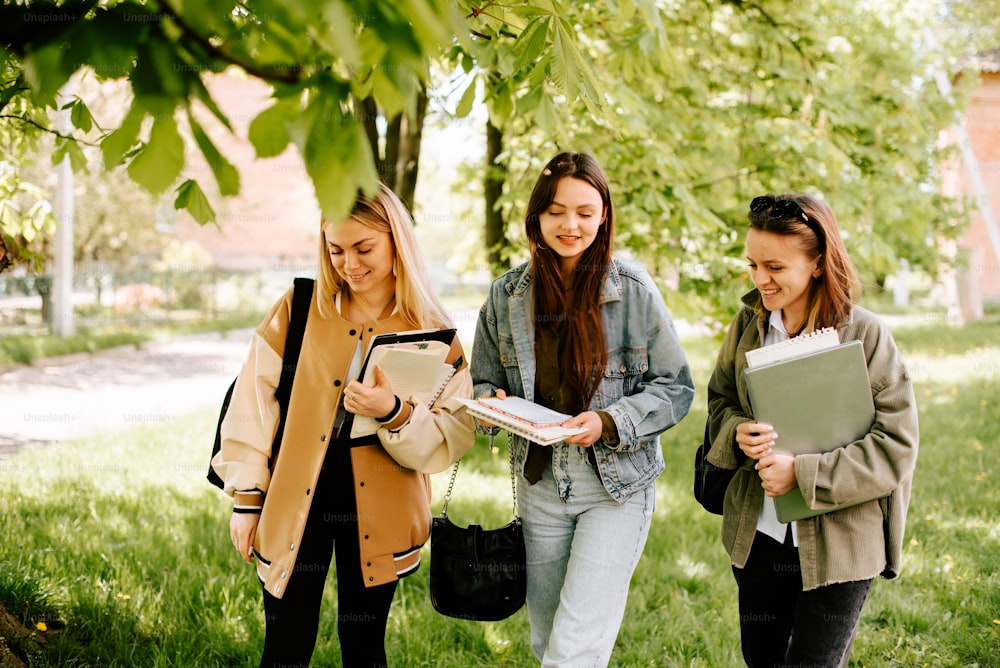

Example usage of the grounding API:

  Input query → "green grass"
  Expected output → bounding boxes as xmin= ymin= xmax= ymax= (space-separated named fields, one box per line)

xmin=0 ymin=316 xmax=998 ymax=666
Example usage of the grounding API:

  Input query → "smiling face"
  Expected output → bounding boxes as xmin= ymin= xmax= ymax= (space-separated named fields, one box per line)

xmin=323 ymin=218 xmax=396 ymax=297
xmin=745 ymin=227 xmax=823 ymax=332
xmin=537 ymin=176 xmax=606 ymax=273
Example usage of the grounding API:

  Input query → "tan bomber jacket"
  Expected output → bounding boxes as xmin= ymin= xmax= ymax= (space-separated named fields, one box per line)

xmin=211 ymin=286 xmax=475 ymax=598
xmin=706 ymin=290 xmax=919 ymax=590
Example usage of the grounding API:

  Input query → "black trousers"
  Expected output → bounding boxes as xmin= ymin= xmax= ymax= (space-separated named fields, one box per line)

xmin=260 ymin=446 xmax=397 ymax=668
xmin=731 ymin=530 xmax=872 ymax=668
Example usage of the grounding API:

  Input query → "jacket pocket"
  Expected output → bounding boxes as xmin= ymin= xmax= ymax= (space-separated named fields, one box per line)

xmin=498 ymin=334 xmax=519 ymax=369
xmin=596 ymin=347 xmax=648 ymax=405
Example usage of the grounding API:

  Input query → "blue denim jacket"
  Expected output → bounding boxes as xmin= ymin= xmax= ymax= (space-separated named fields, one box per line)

xmin=471 ymin=258 xmax=695 ymax=504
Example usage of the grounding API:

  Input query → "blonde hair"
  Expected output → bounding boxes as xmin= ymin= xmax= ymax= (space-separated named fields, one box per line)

xmin=316 ymin=183 xmax=453 ymax=329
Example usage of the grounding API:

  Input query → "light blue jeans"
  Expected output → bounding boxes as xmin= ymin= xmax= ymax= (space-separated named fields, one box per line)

xmin=519 ymin=446 xmax=655 ymax=667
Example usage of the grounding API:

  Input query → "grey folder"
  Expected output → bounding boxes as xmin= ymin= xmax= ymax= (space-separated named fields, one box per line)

xmin=743 ymin=340 xmax=876 ymax=522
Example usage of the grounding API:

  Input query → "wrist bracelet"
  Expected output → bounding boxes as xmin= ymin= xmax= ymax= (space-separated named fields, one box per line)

xmin=375 ymin=395 xmax=403 ymax=423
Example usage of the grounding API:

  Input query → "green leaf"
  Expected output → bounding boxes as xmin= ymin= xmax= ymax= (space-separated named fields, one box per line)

xmin=321 ymin=0 xmax=361 ymax=68
xmin=52 ymin=138 xmax=88 ymax=172
xmin=549 ymin=20 xmax=577 ymax=100
xmin=188 ymin=112 xmax=240 ymax=197
xmin=300 ymin=97 xmax=377 ymax=223
xmin=513 ymin=17 xmax=551 ymax=74
xmin=488 ymin=80 xmax=513 ymax=126
xmin=248 ymin=97 xmax=300 ymax=158
xmin=127 ymin=111 xmax=185 ymax=195
xmin=69 ymin=99 xmax=94 ymax=133
xmin=21 ymin=43 xmax=71 ymax=105
xmin=534 ymin=92 xmax=558 ymax=136
xmin=174 ymin=179 xmax=216 ymax=225
xmin=101 ymin=98 xmax=144 ymax=169
xmin=455 ymin=76 xmax=477 ymax=118
xmin=67 ymin=5 xmax=138 ymax=81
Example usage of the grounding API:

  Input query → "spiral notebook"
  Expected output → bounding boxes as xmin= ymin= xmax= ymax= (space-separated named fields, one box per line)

xmin=456 ymin=397 xmax=586 ymax=446
xmin=744 ymin=329 xmax=877 ymax=522
xmin=350 ymin=329 xmax=458 ymax=438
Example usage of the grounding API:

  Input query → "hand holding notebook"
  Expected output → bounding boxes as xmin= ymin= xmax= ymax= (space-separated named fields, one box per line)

xmin=743 ymin=328 xmax=877 ymax=521
xmin=457 ymin=396 xmax=586 ymax=446
xmin=350 ymin=329 xmax=458 ymax=438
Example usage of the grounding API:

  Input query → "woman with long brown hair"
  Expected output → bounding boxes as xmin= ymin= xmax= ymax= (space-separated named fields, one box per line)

xmin=471 ymin=152 xmax=695 ymax=666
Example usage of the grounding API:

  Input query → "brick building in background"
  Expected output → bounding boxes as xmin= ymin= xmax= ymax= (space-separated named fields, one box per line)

xmin=948 ymin=48 xmax=1000 ymax=311
xmin=174 ymin=69 xmax=319 ymax=271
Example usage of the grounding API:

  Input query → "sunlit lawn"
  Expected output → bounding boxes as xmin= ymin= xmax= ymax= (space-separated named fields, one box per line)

xmin=0 ymin=318 xmax=997 ymax=666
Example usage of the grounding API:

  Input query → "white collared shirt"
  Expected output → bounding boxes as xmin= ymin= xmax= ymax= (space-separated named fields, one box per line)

xmin=756 ymin=309 xmax=798 ymax=546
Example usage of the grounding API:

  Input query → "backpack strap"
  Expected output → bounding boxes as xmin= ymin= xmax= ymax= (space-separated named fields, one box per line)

xmin=207 ymin=277 xmax=315 ymax=490
xmin=269 ymin=277 xmax=315 ymax=468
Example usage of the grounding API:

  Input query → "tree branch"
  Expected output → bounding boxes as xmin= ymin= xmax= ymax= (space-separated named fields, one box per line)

xmin=154 ymin=0 xmax=304 ymax=85
xmin=0 ymin=114 xmax=102 ymax=147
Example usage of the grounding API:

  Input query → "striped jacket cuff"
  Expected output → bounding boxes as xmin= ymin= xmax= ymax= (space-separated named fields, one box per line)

xmin=234 ymin=490 xmax=263 ymax=514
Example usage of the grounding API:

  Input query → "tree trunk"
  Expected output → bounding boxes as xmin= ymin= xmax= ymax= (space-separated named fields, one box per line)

xmin=484 ymin=119 xmax=508 ymax=275
xmin=355 ymin=92 xmax=426 ymax=213
xmin=394 ymin=91 xmax=427 ymax=211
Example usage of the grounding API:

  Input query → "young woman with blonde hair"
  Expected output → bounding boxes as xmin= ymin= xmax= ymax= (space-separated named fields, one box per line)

xmin=214 ymin=183 xmax=475 ymax=667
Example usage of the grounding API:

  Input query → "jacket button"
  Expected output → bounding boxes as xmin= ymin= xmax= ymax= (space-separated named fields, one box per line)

xmin=366 ymin=561 xmax=372 ymax=567
xmin=368 ymin=576 xmax=374 ymax=582
xmin=290 ymin=543 xmax=295 ymax=550
xmin=334 ymin=379 xmax=342 ymax=387
xmin=275 ymin=585 xmax=281 ymax=594
xmin=281 ymin=571 xmax=287 ymax=578
xmin=359 ymin=481 xmax=365 ymax=487
xmin=349 ymin=329 xmax=357 ymax=336
xmin=305 ymin=489 xmax=311 ymax=496
xmin=320 ymin=434 xmax=326 ymax=442
xmin=364 ymin=535 xmax=370 ymax=540
xmin=619 ymin=364 xmax=627 ymax=372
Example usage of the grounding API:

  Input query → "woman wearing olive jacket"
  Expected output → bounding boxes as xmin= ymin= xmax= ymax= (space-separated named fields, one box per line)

xmin=706 ymin=193 xmax=918 ymax=668
xmin=212 ymin=184 xmax=475 ymax=668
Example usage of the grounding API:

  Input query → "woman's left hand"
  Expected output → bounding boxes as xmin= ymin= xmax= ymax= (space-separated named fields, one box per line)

xmin=344 ymin=365 xmax=397 ymax=418
xmin=755 ymin=453 xmax=797 ymax=497
xmin=561 ymin=411 xmax=603 ymax=447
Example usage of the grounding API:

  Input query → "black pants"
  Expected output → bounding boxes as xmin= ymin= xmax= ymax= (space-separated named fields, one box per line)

xmin=260 ymin=446 xmax=397 ymax=668
xmin=731 ymin=531 xmax=872 ymax=668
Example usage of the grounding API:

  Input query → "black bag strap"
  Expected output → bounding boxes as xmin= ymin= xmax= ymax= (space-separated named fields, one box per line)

xmin=269 ymin=277 xmax=315 ymax=468
xmin=440 ymin=433 xmax=518 ymax=519
xmin=207 ymin=278 xmax=314 ymax=489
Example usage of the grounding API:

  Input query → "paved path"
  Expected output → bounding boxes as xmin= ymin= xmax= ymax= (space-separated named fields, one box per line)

xmin=0 ymin=311 xmax=481 ymax=459
xmin=0 ymin=330 xmax=253 ymax=458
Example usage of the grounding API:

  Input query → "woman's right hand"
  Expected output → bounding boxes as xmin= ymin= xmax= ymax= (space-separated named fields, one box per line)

xmin=229 ymin=512 xmax=260 ymax=564
xmin=476 ymin=388 xmax=507 ymax=428
xmin=735 ymin=421 xmax=777 ymax=460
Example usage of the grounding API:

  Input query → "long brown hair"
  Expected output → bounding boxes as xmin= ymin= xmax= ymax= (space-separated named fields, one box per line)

xmin=747 ymin=193 xmax=860 ymax=332
xmin=526 ymin=152 xmax=613 ymax=408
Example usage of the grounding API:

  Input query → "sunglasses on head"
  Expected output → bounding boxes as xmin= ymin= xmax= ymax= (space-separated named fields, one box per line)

xmin=749 ymin=195 xmax=825 ymax=250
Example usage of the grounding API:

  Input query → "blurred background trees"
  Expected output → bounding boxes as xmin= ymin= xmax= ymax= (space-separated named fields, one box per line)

xmin=1 ymin=0 xmax=997 ymax=326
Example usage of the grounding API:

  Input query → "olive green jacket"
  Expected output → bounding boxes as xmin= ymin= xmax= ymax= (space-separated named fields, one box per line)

xmin=706 ymin=291 xmax=919 ymax=590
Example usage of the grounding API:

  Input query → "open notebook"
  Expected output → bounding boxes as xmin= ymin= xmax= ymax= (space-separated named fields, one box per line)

xmin=744 ymin=328 xmax=877 ymax=522
xmin=350 ymin=329 xmax=457 ymax=438
xmin=457 ymin=397 xmax=585 ymax=446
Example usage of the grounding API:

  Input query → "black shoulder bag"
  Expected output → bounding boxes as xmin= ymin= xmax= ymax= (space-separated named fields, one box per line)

xmin=694 ymin=421 xmax=737 ymax=515
xmin=207 ymin=277 xmax=315 ymax=490
xmin=429 ymin=442 xmax=527 ymax=621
